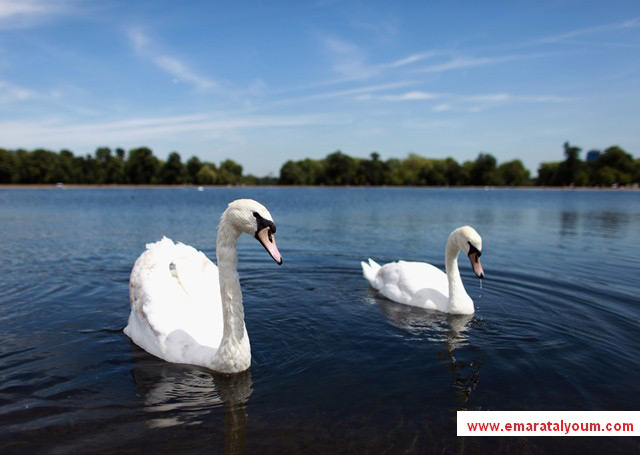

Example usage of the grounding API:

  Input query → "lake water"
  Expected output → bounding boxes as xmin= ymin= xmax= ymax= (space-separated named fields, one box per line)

xmin=0 ymin=188 xmax=639 ymax=454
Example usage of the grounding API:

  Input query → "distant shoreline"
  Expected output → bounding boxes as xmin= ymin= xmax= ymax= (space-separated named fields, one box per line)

xmin=1 ymin=184 xmax=638 ymax=191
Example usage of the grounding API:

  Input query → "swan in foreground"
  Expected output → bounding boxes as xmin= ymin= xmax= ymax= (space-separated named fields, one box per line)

xmin=361 ymin=226 xmax=484 ymax=314
xmin=124 ymin=199 xmax=283 ymax=373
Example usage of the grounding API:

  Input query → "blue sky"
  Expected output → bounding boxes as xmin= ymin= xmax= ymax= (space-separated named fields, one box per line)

xmin=0 ymin=0 xmax=639 ymax=176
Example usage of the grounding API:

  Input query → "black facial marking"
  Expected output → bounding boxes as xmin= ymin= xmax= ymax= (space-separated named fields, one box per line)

xmin=253 ymin=211 xmax=276 ymax=238
xmin=468 ymin=241 xmax=481 ymax=257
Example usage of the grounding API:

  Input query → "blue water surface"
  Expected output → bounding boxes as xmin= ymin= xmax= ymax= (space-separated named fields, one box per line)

xmin=0 ymin=188 xmax=639 ymax=454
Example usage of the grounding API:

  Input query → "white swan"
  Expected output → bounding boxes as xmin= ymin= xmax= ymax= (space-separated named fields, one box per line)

xmin=361 ymin=226 xmax=484 ymax=314
xmin=124 ymin=199 xmax=283 ymax=373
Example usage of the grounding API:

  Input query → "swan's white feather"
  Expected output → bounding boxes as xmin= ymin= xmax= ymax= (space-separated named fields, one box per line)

xmin=125 ymin=236 xmax=223 ymax=364
xmin=360 ymin=258 xmax=381 ymax=286
xmin=367 ymin=260 xmax=450 ymax=310
xmin=362 ymin=226 xmax=482 ymax=315
xmin=124 ymin=199 xmax=279 ymax=373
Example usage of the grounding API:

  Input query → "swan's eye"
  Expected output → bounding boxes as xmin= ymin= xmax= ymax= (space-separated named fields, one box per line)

xmin=468 ymin=241 xmax=481 ymax=257
xmin=253 ymin=211 xmax=276 ymax=236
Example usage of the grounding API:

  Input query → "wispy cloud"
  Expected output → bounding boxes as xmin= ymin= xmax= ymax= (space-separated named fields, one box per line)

xmin=432 ymin=103 xmax=452 ymax=112
xmin=0 ymin=112 xmax=340 ymax=149
xmin=129 ymin=27 xmax=149 ymax=52
xmin=278 ymin=49 xmax=434 ymax=93
xmin=389 ymin=52 xmax=436 ymax=68
xmin=128 ymin=27 xmax=217 ymax=91
xmin=0 ymin=80 xmax=38 ymax=103
xmin=427 ymin=92 xmax=571 ymax=113
xmin=462 ymin=93 xmax=568 ymax=104
xmin=357 ymin=90 xmax=440 ymax=102
xmin=0 ymin=0 xmax=76 ymax=28
xmin=0 ymin=0 xmax=49 ymax=20
xmin=274 ymin=81 xmax=417 ymax=105
xmin=0 ymin=78 xmax=105 ymax=117
xmin=383 ymin=91 xmax=439 ymax=101
xmin=153 ymin=55 xmax=216 ymax=90
xmin=320 ymin=35 xmax=377 ymax=79
xmin=319 ymin=33 xmax=439 ymax=82
xmin=358 ymin=90 xmax=568 ymax=110
xmin=538 ymin=17 xmax=640 ymax=44
xmin=350 ymin=18 xmax=399 ymax=38
xmin=418 ymin=54 xmax=541 ymax=74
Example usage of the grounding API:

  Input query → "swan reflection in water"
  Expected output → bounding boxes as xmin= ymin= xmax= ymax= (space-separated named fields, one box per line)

xmin=130 ymin=353 xmax=252 ymax=454
xmin=366 ymin=292 xmax=481 ymax=406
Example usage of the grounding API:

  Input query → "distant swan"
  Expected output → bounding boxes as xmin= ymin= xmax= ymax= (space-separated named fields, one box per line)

xmin=361 ymin=226 xmax=484 ymax=314
xmin=124 ymin=199 xmax=283 ymax=373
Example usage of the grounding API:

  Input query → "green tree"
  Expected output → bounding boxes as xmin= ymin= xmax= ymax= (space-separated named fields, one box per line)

xmin=218 ymin=159 xmax=243 ymax=184
xmin=383 ymin=158 xmax=402 ymax=185
xmin=592 ymin=146 xmax=633 ymax=185
xmin=356 ymin=152 xmax=387 ymax=185
xmin=536 ymin=162 xmax=559 ymax=186
xmin=80 ymin=154 xmax=100 ymax=184
xmin=593 ymin=166 xmax=617 ymax=186
xmin=444 ymin=158 xmax=463 ymax=185
xmin=196 ymin=164 xmax=217 ymax=184
xmin=246 ymin=174 xmax=278 ymax=185
xmin=51 ymin=149 xmax=77 ymax=182
xmin=415 ymin=158 xmax=435 ymax=185
xmin=468 ymin=153 xmax=498 ymax=185
xmin=0 ymin=149 xmax=17 ymax=183
xmin=125 ymin=147 xmax=160 ymax=184
xmin=160 ymin=152 xmax=186 ymax=184
xmin=298 ymin=159 xmax=325 ymax=185
xmin=220 ymin=159 xmax=242 ymax=176
xmin=279 ymin=160 xmax=304 ymax=184
xmin=71 ymin=155 xmax=86 ymax=183
xmin=322 ymin=151 xmax=357 ymax=185
xmin=95 ymin=147 xmax=124 ymax=183
xmin=388 ymin=154 xmax=425 ymax=185
xmin=496 ymin=159 xmax=530 ymax=186
xmin=17 ymin=149 xmax=58 ymax=183
xmin=598 ymin=146 xmax=633 ymax=171
xmin=556 ymin=141 xmax=584 ymax=185
xmin=186 ymin=156 xmax=203 ymax=183
xmin=420 ymin=159 xmax=448 ymax=186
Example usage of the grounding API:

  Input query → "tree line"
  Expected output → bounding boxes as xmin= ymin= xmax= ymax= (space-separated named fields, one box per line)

xmin=0 ymin=143 xmax=637 ymax=186
xmin=0 ymin=147 xmax=275 ymax=185
xmin=280 ymin=143 xmax=639 ymax=187
xmin=280 ymin=151 xmax=531 ymax=186
xmin=536 ymin=142 xmax=639 ymax=187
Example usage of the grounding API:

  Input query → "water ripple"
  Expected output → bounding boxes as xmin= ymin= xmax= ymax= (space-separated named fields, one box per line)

xmin=1 ymin=188 xmax=639 ymax=453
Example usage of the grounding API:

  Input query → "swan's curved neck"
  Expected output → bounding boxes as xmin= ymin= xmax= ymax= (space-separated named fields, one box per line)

xmin=445 ymin=236 xmax=473 ymax=314
xmin=214 ymin=216 xmax=251 ymax=373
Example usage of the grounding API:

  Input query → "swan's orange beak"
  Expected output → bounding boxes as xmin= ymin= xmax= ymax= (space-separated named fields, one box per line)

xmin=468 ymin=251 xmax=484 ymax=279
xmin=256 ymin=227 xmax=283 ymax=265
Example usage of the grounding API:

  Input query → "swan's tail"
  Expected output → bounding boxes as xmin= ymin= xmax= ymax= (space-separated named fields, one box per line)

xmin=361 ymin=258 xmax=381 ymax=289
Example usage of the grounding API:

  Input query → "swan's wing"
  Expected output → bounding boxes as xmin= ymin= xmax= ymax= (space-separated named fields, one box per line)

xmin=375 ymin=261 xmax=449 ymax=308
xmin=126 ymin=237 xmax=223 ymax=361
xmin=361 ymin=258 xmax=381 ymax=287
